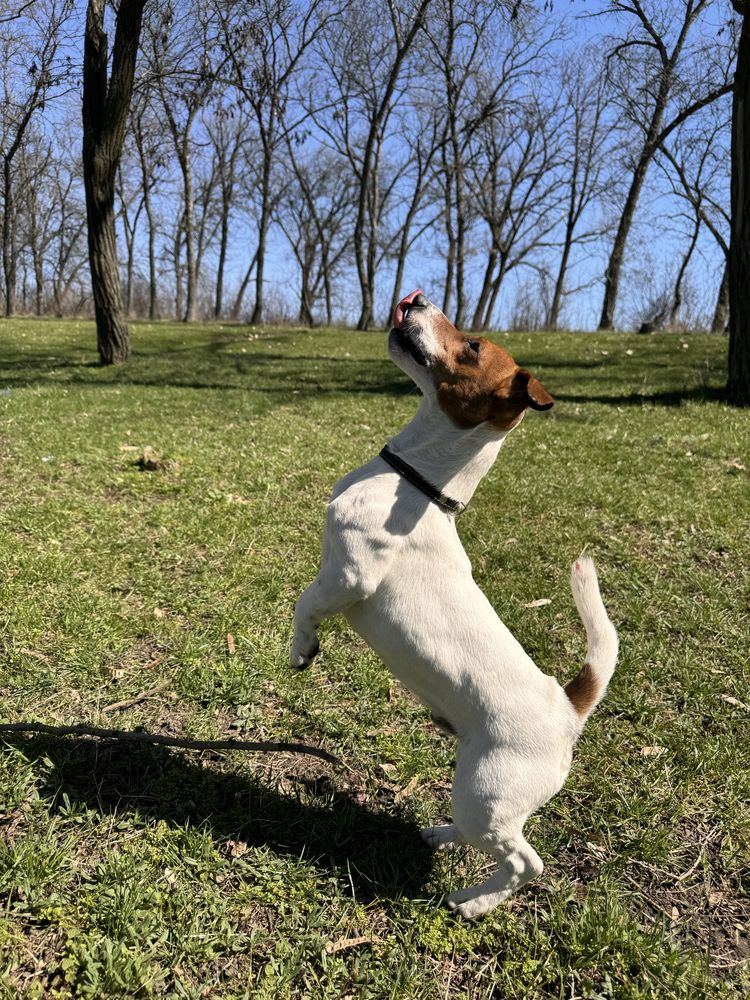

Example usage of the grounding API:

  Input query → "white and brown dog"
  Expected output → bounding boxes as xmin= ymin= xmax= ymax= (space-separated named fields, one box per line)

xmin=291 ymin=290 xmax=618 ymax=918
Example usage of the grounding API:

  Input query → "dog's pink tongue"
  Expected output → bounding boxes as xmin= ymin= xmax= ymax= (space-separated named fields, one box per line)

xmin=394 ymin=289 xmax=424 ymax=329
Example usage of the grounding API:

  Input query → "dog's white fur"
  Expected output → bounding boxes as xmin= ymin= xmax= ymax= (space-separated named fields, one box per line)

xmin=291 ymin=295 xmax=618 ymax=918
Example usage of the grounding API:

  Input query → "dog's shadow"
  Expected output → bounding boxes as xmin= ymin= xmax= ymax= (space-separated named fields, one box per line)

xmin=8 ymin=734 xmax=436 ymax=901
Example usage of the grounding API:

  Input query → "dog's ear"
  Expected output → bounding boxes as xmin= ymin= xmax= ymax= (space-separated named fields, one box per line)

xmin=511 ymin=368 xmax=554 ymax=410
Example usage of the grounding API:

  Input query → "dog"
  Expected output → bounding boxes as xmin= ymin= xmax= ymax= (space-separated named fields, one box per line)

xmin=291 ymin=290 xmax=618 ymax=918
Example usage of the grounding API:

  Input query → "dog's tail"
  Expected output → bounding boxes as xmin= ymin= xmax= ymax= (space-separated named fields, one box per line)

xmin=565 ymin=557 xmax=618 ymax=722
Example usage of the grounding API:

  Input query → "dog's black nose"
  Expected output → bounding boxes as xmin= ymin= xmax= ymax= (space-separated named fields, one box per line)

xmin=411 ymin=293 xmax=428 ymax=308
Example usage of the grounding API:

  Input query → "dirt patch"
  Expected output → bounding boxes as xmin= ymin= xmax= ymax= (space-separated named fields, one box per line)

xmin=623 ymin=820 xmax=749 ymax=975
xmin=2 ymin=922 xmax=67 ymax=997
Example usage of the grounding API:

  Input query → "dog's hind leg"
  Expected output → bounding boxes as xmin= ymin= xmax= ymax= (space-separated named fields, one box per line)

xmin=421 ymin=824 xmax=463 ymax=850
xmin=444 ymin=742 xmax=553 ymax=917
xmin=445 ymin=831 xmax=543 ymax=919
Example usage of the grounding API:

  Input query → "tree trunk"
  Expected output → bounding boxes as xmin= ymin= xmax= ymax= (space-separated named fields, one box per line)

xmin=483 ymin=257 xmax=507 ymax=330
xmin=182 ymin=143 xmax=197 ymax=322
xmin=144 ymin=186 xmax=156 ymax=320
xmin=251 ymin=149 xmax=272 ymax=325
xmin=3 ymin=156 xmax=16 ymax=316
xmin=299 ymin=258 xmax=314 ymax=326
xmin=728 ymin=8 xmax=750 ymax=404
xmin=441 ymin=156 xmax=455 ymax=317
xmin=471 ymin=247 xmax=497 ymax=331
xmin=173 ymin=220 xmax=184 ymax=321
xmin=230 ymin=248 xmax=258 ymax=321
xmin=598 ymin=148 xmax=656 ymax=331
xmin=669 ymin=216 xmax=700 ymax=328
xmin=135 ymin=121 xmax=157 ymax=319
xmin=453 ymin=146 xmax=467 ymax=329
xmin=712 ymin=262 xmax=729 ymax=333
xmin=214 ymin=203 xmax=229 ymax=319
xmin=82 ymin=0 xmax=145 ymax=364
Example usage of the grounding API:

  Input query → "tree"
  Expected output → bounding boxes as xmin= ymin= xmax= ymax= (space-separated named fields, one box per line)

xmin=423 ymin=0 xmax=496 ymax=327
xmin=146 ymin=0 xmax=220 ymax=322
xmin=467 ymin=94 xmax=564 ymax=331
xmin=596 ymin=0 xmax=732 ymax=330
xmin=82 ymin=0 xmax=146 ymax=364
xmin=130 ymin=86 xmax=166 ymax=320
xmin=217 ymin=0 xmax=337 ymax=325
xmin=546 ymin=49 xmax=616 ymax=329
xmin=0 ymin=0 xmax=72 ymax=316
xmin=312 ymin=0 xmax=433 ymax=329
xmin=728 ymin=1 xmax=750 ymax=404
xmin=656 ymin=102 xmax=730 ymax=330
xmin=206 ymin=106 xmax=250 ymax=318
xmin=275 ymin=140 xmax=355 ymax=325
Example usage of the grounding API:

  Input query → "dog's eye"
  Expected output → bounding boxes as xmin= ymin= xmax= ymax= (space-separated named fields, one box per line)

xmin=467 ymin=340 xmax=480 ymax=354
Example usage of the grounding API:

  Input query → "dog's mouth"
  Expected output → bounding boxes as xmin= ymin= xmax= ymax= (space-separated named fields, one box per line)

xmin=391 ymin=292 xmax=431 ymax=367
xmin=391 ymin=322 xmax=429 ymax=367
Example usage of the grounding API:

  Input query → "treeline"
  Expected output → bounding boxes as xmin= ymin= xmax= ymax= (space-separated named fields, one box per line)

xmin=0 ymin=0 xmax=741 ymax=332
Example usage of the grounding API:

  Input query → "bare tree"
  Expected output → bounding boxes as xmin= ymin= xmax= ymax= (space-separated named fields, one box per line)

xmin=546 ymin=50 xmax=616 ymax=330
xmin=130 ymin=83 xmax=166 ymax=319
xmin=17 ymin=130 xmax=53 ymax=314
xmin=275 ymin=140 xmax=355 ymax=325
xmin=116 ymin=162 xmax=143 ymax=316
xmin=0 ymin=0 xmax=72 ymax=316
xmin=82 ymin=0 xmax=146 ymax=364
xmin=386 ymin=108 xmax=443 ymax=327
xmin=728 ymin=0 xmax=750 ymax=404
xmin=312 ymin=0 xmax=434 ymax=329
xmin=146 ymin=0 xmax=220 ymax=322
xmin=467 ymin=94 xmax=564 ymax=331
xmin=657 ymin=102 xmax=730 ymax=330
xmin=216 ymin=0 xmax=339 ymax=325
xmin=49 ymin=156 xmax=88 ymax=315
xmin=206 ymin=106 xmax=250 ymax=318
xmin=596 ymin=0 xmax=733 ymax=330
xmin=424 ymin=0 xmax=488 ymax=326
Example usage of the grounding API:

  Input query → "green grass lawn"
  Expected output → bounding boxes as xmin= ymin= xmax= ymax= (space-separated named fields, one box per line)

xmin=0 ymin=318 xmax=748 ymax=999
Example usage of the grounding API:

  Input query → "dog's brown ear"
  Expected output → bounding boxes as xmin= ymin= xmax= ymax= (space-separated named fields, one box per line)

xmin=512 ymin=368 xmax=554 ymax=410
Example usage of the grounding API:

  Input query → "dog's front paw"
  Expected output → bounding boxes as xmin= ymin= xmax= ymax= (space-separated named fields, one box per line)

xmin=290 ymin=638 xmax=319 ymax=671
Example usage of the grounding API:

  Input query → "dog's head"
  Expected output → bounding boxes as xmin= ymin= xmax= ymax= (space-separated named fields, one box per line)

xmin=388 ymin=290 xmax=553 ymax=431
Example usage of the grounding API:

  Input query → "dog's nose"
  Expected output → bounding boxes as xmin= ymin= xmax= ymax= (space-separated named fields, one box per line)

xmin=394 ymin=289 xmax=429 ymax=328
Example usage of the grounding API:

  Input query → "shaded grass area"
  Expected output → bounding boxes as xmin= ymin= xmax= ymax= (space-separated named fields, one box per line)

xmin=0 ymin=317 xmax=748 ymax=998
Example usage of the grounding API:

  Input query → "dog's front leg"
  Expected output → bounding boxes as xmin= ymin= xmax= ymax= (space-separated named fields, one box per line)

xmin=291 ymin=566 xmax=358 ymax=669
xmin=291 ymin=551 xmax=387 ymax=669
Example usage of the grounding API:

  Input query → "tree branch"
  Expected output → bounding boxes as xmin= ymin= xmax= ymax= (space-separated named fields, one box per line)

xmin=654 ymin=82 xmax=734 ymax=150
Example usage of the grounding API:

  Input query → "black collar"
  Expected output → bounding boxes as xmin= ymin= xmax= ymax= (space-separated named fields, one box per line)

xmin=378 ymin=445 xmax=466 ymax=516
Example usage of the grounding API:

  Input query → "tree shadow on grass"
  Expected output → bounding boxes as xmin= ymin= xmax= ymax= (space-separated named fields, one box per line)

xmin=8 ymin=734 xmax=435 ymax=902
xmin=553 ymin=384 xmax=726 ymax=407
xmin=0 ymin=348 xmax=413 ymax=399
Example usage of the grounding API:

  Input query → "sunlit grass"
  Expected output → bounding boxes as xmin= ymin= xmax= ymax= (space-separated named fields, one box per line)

xmin=0 ymin=318 xmax=747 ymax=998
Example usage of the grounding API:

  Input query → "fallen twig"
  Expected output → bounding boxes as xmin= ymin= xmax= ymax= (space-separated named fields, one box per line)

xmin=0 ymin=721 xmax=340 ymax=765
xmin=325 ymin=936 xmax=380 ymax=954
xmin=101 ymin=681 xmax=171 ymax=715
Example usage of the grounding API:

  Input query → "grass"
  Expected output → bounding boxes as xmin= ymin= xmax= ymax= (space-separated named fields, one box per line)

xmin=0 ymin=317 xmax=748 ymax=999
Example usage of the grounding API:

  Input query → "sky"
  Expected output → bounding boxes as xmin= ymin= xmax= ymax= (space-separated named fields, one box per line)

xmin=12 ymin=0 xmax=735 ymax=331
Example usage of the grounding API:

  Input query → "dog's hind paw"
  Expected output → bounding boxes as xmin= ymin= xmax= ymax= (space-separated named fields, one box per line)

xmin=421 ymin=824 xmax=462 ymax=851
xmin=290 ymin=638 xmax=319 ymax=670
xmin=446 ymin=890 xmax=500 ymax=919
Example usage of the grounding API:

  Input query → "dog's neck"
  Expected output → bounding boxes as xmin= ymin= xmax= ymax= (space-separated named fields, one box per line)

xmin=386 ymin=396 xmax=507 ymax=509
